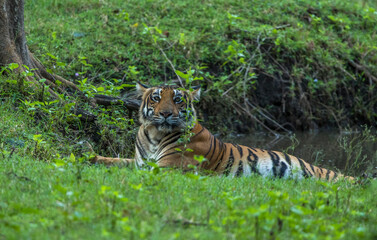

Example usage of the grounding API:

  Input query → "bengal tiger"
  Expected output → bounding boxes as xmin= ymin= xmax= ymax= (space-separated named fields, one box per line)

xmin=91 ymin=83 xmax=354 ymax=181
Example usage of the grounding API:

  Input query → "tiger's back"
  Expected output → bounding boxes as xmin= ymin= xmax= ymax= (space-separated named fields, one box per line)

xmin=137 ymin=123 xmax=349 ymax=181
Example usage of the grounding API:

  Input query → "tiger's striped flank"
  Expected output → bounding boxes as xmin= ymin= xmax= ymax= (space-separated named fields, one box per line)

xmin=92 ymin=84 xmax=354 ymax=182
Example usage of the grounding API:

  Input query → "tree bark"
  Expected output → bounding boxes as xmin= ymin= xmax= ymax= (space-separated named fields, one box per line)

xmin=0 ymin=0 xmax=140 ymax=110
xmin=0 ymin=0 xmax=29 ymax=66
xmin=0 ymin=0 xmax=81 ymax=98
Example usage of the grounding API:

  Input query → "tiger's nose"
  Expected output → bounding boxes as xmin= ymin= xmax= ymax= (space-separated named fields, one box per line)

xmin=160 ymin=111 xmax=172 ymax=118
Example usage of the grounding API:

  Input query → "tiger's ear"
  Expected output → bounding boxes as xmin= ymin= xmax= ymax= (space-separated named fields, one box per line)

xmin=136 ymin=82 xmax=149 ymax=95
xmin=191 ymin=85 xmax=201 ymax=101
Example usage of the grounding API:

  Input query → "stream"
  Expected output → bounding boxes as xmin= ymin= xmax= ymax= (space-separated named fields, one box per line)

xmin=224 ymin=130 xmax=377 ymax=176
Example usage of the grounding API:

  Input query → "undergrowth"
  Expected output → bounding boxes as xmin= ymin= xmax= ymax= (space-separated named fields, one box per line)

xmin=24 ymin=0 xmax=377 ymax=131
xmin=0 ymin=148 xmax=376 ymax=239
xmin=1 ymin=84 xmax=377 ymax=239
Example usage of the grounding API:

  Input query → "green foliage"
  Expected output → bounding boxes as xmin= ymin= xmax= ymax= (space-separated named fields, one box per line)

xmin=23 ymin=0 xmax=377 ymax=131
xmin=338 ymin=126 xmax=377 ymax=176
xmin=0 ymin=153 xmax=376 ymax=239
xmin=2 ymin=1 xmax=377 ymax=237
xmin=1 ymin=75 xmax=377 ymax=240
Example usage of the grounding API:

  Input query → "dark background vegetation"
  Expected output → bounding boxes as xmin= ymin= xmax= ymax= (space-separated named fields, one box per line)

xmin=24 ymin=0 xmax=377 ymax=133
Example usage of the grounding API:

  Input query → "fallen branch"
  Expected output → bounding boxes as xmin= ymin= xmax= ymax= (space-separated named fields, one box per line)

xmin=225 ymin=95 xmax=281 ymax=136
xmin=92 ymin=94 xmax=140 ymax=111
xmin=7 ymin=171 xmax=33 ymax=182
xmin=168 ymin=218 xmax=207 ymax=227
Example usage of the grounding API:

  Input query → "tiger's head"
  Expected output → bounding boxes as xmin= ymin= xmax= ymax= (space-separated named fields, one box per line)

xmin=136 ymin=82 xmax=201 ymax=133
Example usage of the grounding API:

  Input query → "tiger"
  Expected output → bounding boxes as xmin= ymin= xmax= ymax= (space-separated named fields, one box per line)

xmin=91 ymin=83 xmax=354 ymax=181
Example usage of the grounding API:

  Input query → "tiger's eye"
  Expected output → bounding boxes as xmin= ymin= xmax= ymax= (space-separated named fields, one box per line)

xmin=151 ymin=95 xmax=160 ymax=102
xmin=174 ymin=96 xmax=183 ymax=104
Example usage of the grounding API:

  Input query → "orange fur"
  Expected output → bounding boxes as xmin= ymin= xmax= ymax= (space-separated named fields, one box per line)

xmin=92 ymin=84 xmax=353 ymax=181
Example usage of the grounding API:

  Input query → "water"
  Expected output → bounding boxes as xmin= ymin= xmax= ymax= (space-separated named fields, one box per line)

xmin=224 ymin=130 xmax=377 ymax=175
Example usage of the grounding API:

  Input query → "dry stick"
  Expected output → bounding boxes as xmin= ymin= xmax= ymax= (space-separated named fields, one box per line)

xmin=245 ymin=100 xmax=291 ymax=133
xmin=221 ymin=86 xmax=235 ymax=96
xmin=27 ymin=55 xmax=63 ymax=99
xmin=337 ymin=65 xmax=356 ymax=81
xmin=29 ymin=53 xmax=80 ymax=91
xmin=225 ymin=95 xmax=279 ymax=136
xmin=243 ymin=63 xmax=251 ymax=101
xmin=157 ymin=44 xmax=183 ymax=87
xmin=348 ymin=59 xmax=377 ymax=83
xmin=154 ymin=41 xmax=184 ymax=87
xmin=317 ymin=101 xmax=342 ymax=129
xmin=223 ymin=33 xmax=263 ymax=98
xmin=266 ymin=51 xmax=313 ymax=116
xmin=274 ymin=24 xmax=291 ymax=30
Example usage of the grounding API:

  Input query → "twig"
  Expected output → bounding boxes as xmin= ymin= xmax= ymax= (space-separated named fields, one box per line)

xmin=337 ymin=66 xmax=356 ymax=81
xmin=246 ymin=100 xmax=292 ymax=133
xmin=348 ymin=59 xmax=377 ymax=83
xmin=168 ymin=218 xmax=207 ymax=226
xmin=7 ymin=172 xmax=33 ymax=182
xmin=225 ymin=96 xmax=279 ymax=136
xmin=221 ymin=86 xmax=235 ymax=96
xmin=274 ymin=24 xmax=291 ymax=29
xmin=8 ymin=147 xmax=15 ymax=159
xmin=154 ymin=42 xmax=183 ymax=87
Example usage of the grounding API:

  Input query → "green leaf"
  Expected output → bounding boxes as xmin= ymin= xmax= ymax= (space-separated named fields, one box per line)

xmin=8 ymin=63 xmax=19 ymax=70
xmin=175 ymin=70 xmax=188 ymax=79
xmin=46 ymin=53 xmax=57 ymax=60
xmin=70 ymin=153 xmax=76 ymax=162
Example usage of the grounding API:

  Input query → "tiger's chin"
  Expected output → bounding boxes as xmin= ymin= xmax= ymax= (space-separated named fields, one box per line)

xmin=154 ymin=122 xmax=184 ymax=133
xmin=141 ymin=117 xmax=194 ymax=134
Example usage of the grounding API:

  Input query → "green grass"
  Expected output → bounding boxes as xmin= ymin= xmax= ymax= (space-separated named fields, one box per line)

xmin=1 ymin=153 xmax=377 ymax=239
xmin=24 ymin=0 xmax=377 ymax=130
xmin=1 ymin=1 xmax=377 ymax=238
xmin=1 ymin=97 xmax=377 ymax=239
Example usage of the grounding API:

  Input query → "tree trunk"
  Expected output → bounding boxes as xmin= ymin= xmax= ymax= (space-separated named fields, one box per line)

xmin=0 ymin=0 xmax=86 ymax=99
xmin=0 ymin=0 xmax=29 ymax=66
xmin=0 ymin=0 xmax=140 ymax=110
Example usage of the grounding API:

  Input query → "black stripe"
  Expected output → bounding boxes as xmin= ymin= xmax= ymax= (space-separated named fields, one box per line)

xmin=250 ymin=147 xmax=259 ymax=152
xmin=268 ymin=151 xmax=280 ymax=177
xmin=191 ymin=125 xmax=205 ymax=140
xmin=283 ymin=152 xmax=291 ymax=166
xmin=309 ymin=164 xmax=316 ymax=176
xmin=333 ymin=171 xmax=338 ymax=181
xmin=155 ymin=132 xmax=181 ymax=156
xmin=297 ymin=158 xmax=309 ymax=178
xmin=326 ymin=169 xmax=331 ymax=180
xmin=246 ymin=148 xmax=259 ymax=174
xmin=159 ymin=151 xmax=180 ymax=160
xmin=279 ymin=161 xmax=288 ymax=178
xmin=141 ymin=99 xmax=147 ymax=118
xmin=204 ymin=135 xmax=214 ymax=158
xmin=208 ymin=137 xmax=218 ymax=160
xmin=136 ymin=138 xmax=147 ymax=159
xmin=233 ymin=144 xmax=243 ymax=157
xmin=212 ymin=140 xmax=225 ymax=164
xmin=213 ymin=145 xmax=226 ymax=171
xmin=235 ymin=161 xmax=244 ymax=177
xmin=143 ymin=129 xmax=152 ymax=144
xmin=223 ymin=149 xmax=235 ymax=176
